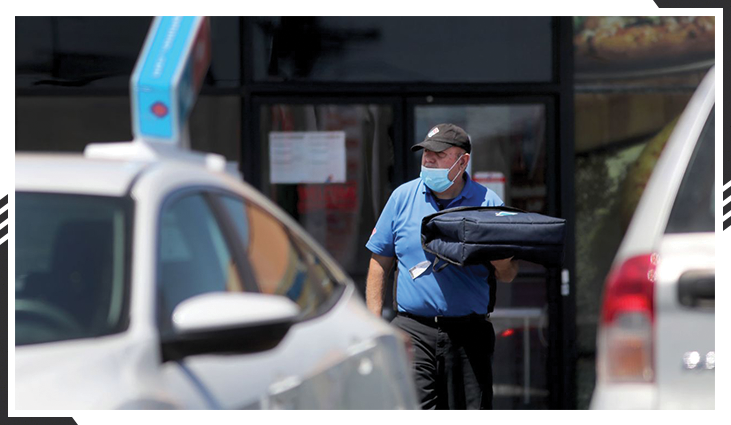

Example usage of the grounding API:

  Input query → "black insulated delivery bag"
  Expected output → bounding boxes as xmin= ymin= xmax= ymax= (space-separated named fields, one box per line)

xmin=421 ymin=206 xmax=566 ymax=269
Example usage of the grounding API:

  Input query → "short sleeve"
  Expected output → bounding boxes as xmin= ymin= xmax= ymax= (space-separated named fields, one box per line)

xmin=484 ymin=189 xmax=505 ymax=207
xmin=365 ymin=193 xmax=398 ymax=257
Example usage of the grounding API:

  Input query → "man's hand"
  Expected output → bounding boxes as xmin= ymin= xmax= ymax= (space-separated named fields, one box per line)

xmin=491 ymin=256 xmax=519 ymax=282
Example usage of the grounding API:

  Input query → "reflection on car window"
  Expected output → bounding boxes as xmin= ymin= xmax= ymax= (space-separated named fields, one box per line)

xmin=219 ymin=196 xmax=249 ymax=251
xmin=666 ymin=107 xmax=715 ymax=234
xmin=219 ymin=195 xmax=338 ymax=319
xmin=15 ymin=193 xmax=129 ymax=345
xmin=158 ymin=194 xmax=243 ymax=325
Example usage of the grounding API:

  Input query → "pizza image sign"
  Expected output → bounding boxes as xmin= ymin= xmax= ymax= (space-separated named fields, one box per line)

xmin=574 ymin=16 xmax=714 ymax=79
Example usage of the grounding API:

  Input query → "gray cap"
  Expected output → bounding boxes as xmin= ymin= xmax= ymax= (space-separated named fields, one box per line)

xmin=411 ymin=123 xmax=471 ymax=153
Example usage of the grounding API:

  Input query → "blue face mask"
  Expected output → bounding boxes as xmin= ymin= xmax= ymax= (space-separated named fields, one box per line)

xmin=420 ymin=154 xmax=465 ymax=193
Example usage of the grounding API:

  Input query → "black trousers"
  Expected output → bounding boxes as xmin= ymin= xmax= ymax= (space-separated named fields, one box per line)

xmin=392 ymin=314 xmax=495 ymax=410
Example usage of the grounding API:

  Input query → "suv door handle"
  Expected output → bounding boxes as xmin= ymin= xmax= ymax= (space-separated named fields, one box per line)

xmin=677 ymin=270 xmax=714 ymax=308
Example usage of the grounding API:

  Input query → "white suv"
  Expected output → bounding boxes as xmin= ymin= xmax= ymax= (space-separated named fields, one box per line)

xmin=591 ymin=68 xmax=715 ymax=409
xmin=14 ymin=142 xmax=417 ymax=409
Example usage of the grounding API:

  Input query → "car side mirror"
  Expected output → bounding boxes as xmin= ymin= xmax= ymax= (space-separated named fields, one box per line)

xmin=161 ymin=292 xmax=300 ymax=361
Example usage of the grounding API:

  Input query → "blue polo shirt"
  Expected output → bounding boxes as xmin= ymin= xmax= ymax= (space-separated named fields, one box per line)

xmin=366 ymin=172 xmax=504 ymax=316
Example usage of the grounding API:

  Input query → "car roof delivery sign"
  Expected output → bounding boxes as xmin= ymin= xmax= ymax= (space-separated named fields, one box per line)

xmin=130 ymin=17 xmax=211 ymax=145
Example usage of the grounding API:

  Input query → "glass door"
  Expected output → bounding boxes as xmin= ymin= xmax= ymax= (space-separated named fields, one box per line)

xmin=254 ymin=99 xmax=402 ymax=297
xmin=409 ymin=99 xmax=554 ymax=409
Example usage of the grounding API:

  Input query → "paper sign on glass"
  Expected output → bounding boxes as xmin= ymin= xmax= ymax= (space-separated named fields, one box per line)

xmin=269 ymin=131 xmax=347 ymax=184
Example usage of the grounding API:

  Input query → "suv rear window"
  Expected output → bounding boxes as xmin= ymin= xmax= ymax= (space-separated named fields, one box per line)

xmin=665 ymin=107 xmax=714 ymax=233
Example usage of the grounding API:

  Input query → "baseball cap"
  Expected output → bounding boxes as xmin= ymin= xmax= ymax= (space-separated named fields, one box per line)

xmin=411 ymin=123 xmax=471 ymax=154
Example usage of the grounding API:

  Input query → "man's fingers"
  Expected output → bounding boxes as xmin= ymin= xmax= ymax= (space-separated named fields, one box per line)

xmin=491 ymin=256 xmax=514 ymax=264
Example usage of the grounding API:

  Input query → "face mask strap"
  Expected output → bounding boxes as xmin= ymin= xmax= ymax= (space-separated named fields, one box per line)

xmin=447 ymin=153 xmax=465 ymax=183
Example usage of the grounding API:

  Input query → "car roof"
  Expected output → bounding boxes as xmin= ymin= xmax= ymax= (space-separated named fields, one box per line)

xmin=16 ymin=141 xmax=238 ymax=197
xmin=16 ymin=153 xmax=149 ymax=196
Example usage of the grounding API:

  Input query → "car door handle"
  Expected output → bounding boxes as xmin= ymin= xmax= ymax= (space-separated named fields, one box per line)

xmin=677 ymin=270 xmax=714 ymax=308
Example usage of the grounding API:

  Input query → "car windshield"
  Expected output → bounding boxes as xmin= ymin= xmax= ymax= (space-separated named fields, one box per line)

xmin=15 ymin=193 xmax=131 ymax=346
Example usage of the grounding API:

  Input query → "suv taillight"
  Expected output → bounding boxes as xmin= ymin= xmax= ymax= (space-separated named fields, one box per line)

xmin=598 ymin=253 xmax=657 ymax=382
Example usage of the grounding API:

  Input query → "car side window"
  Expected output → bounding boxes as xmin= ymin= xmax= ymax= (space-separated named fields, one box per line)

xmin=158 ymin=194 xmax=244 ymax=324
xmin=665 ymin=106 xmax=714 ymax=234
xmin=218 ymin=196 xmax=338 ymax=319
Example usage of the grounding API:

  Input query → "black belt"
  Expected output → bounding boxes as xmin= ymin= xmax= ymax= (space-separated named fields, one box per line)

xmin=398 ymin=312 xmax=489 ymax=326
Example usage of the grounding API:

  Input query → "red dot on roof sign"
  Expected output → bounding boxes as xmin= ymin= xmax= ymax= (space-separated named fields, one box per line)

xmin=151 ymin=102 xmax=169 ymax=118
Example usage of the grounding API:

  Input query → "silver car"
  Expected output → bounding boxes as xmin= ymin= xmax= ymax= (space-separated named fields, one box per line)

xmin=591 ymin=67 xmax=715 ymax=409
xmin=15 ymin=142 xmax=418 ymax=409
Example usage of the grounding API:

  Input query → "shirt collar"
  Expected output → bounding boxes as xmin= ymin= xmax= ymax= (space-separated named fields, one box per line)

xmin=456 ymin=171 xmax=477 ymax=202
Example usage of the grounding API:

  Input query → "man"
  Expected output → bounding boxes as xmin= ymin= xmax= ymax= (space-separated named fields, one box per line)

xmin=365 ymin=123 xmax=518 ymax=410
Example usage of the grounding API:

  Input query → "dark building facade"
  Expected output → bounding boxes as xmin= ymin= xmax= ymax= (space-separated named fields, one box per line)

xmin=23 ymin=16 xmax=675 ymax=410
